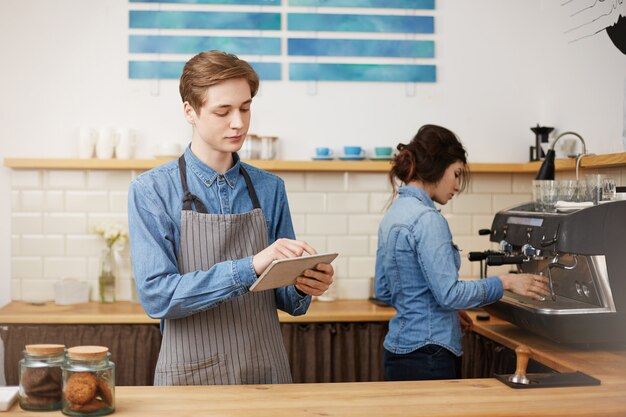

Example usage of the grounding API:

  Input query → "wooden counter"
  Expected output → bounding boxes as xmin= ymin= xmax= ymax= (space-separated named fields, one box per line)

xmin=4 ymin=152 xmax=626 ymax=172
xmin=0 ymin=300 xmax=395 ymax=324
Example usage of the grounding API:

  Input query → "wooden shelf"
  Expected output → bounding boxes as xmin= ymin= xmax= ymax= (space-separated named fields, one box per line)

xmin=4 ymin=152 xmax=626 ymax=173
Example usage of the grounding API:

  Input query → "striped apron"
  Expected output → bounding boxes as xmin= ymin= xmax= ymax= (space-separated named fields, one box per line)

xmin=153 ymin=156 xmax=292 ymax=385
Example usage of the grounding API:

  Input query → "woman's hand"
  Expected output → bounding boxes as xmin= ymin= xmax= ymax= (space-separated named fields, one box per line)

xmin=252 ymin=238 xmax=316 ymax=275
xmin=295 ymin=262 xmax=334 ymax=297
xmin=499 ymin=273 xmax=551 ymax=300
xmin=458 ymin=310 xmax=474 ymax=334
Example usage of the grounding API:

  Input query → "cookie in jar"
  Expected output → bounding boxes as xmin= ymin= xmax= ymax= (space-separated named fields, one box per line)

xmin=62 ymin=346 xmax=115 ymax=416
xmin=19 ymin=344 xmax=65 ymax=411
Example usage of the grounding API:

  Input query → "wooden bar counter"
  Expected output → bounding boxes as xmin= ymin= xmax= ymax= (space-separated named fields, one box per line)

xmin=3 ymin=300 xmax=626 ymax=416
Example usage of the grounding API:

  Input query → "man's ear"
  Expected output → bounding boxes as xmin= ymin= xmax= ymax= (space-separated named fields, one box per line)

xmin=183 ymin=102 xmax=196 ymax=125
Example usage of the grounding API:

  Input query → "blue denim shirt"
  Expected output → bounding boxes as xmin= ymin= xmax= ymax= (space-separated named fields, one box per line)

xmin=128 ymin=147 xmax=311 ymax=321
xmin=375 ymin=185 xmax=503 ymax=356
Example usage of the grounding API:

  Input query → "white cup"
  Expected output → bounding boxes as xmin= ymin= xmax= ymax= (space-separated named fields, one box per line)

xmin=96 ymin=128 xmax=116 ymax=159
xmin=77 ymin=127 xmax=96 ymax=159
xmin=115 ymin=129 xmax=136 ymax=160
xmin=259 ymin=136 xmax=278 ymax=160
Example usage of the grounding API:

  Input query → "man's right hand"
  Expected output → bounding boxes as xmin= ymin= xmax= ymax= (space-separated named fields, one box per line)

xmin=252 ymin=238 xmax=317 ymax=275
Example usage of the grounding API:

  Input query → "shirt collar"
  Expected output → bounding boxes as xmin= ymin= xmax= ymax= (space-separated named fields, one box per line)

xmin=184 ymin=145 xmax=241 ymax=189
xmin=398 ymin=185 xmax=437 ymax=210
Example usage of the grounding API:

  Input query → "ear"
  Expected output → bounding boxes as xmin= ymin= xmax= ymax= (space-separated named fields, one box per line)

xmin=183 ymin=102 xmax=196 ymax=125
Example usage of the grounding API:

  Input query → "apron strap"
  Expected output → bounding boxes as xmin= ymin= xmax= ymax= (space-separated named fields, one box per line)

xmin=239 ymin=166 xmax=261 ymax=210
xmin=178 ymin=155 xmax=209 ymax=213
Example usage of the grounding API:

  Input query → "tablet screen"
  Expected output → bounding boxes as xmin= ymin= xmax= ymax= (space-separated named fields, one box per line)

xmin=249 ymin=252 xmax=338 ymax=292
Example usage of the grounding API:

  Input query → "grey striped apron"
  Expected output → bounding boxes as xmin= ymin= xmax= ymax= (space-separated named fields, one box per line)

xmin=153 ymin=156 xmax=292 ymax=385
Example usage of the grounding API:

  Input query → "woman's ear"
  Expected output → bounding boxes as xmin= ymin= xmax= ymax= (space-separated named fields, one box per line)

xmin=183 ymin=102 xmax=196 ymax=125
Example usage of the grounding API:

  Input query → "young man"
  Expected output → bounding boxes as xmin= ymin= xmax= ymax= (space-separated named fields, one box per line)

xmin=128 ymin=50 xmax=334 ymax=386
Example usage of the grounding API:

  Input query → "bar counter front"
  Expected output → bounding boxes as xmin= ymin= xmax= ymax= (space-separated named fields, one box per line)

xmin=2 ymin=300 xmax=626 ymax=416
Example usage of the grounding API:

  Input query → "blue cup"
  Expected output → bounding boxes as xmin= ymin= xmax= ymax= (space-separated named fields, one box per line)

xmin=343 ymin=146 xmax=364 ymax=157
xmin=374 ymin=147 xmax=393 ymax=157
xmin=315 ymin=147 xmax=333 ymax=157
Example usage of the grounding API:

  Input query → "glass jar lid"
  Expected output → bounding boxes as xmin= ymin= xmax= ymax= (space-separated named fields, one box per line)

xmin=25 ymin=344 xmax=65 ymax=355
xmin=67 ymin=346 xmax=109 ymax=360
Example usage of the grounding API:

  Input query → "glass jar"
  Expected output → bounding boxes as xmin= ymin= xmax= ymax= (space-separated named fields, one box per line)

xmin=19 ymin=344 xmax=66 ymax=411
xmin=62 ymin=346 xmax=115 ymax=416
xmin=99 ymin=247 xmax=116 ymax=303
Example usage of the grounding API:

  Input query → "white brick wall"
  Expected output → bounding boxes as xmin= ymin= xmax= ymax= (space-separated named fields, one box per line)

xmin=9 ymin=167 xmax=626 ymax=301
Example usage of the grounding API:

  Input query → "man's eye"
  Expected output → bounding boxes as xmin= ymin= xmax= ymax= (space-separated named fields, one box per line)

xmin=215 ymin=112 xmax=228 ymax=117
xmin=240 ymin=107 xmax=250 ymax=113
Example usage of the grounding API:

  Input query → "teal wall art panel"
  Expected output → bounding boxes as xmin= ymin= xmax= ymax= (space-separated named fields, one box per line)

xmin=287 ymin=13 xmax=433 ymax=33
xmin=130 ymin=35 xmax=281 ymax=55
xmin=288 ymin=0 xmax=434 ymax=9
xmin=129 ymin=11 xmax=281 ymax=30
xmin=289 ymin=63 xmax=436 ymax=82
xmin=131 ymin=0 xmax=280 ymax=4
xmin=129 ymin=61 xmax=282 ymax=80
xmin=288 ymin=38 xmax=434 ymax=57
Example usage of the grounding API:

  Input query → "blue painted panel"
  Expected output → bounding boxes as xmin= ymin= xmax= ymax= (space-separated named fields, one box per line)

xmin=289 ymin=63 xmax=436 ymax=82
xmin=129 ymin=61 xmax=282 ymax=80
xmin=130 ymin=35 xmax=281 ymax=55
xmin=287 ymin=13 xmax=433 ymax=33
xmin=131 ymin=0 xmax=280 ymax=4
xmin=288 ymin=0 xmax=434 ymax=9
xmin=129 ymin=11 xmax=281 ymax=30
xmin=288 ymin=38 xmax=433 ymax=57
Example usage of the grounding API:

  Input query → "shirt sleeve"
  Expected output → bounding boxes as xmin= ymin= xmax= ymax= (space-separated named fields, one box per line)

xmin=374 ymin=230 xmax=392 ymax=303
xmin=128 ymin=178 xmax=259 ymax=320
xmin=414 ymin=210 xmax=503 ymax=310
xmin=271 ymin=181 xmax=312 ymax=315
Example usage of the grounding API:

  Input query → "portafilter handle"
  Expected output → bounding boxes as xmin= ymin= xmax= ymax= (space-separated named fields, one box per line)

xmin=508 ymin=345 xmax=532 ymax=385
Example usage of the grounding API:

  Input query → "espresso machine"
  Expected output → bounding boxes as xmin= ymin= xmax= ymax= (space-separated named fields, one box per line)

xmin=472 ymin=200 xmax=626 ymax=345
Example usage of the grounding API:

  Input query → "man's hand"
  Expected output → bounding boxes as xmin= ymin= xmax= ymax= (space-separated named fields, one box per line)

xmin=295 ymin=263 xmax=334 ymax=297
xmin=252 ymin=238 xmax=316 ymax=275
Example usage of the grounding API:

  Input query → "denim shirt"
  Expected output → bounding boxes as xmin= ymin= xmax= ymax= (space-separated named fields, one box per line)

xmin=375 ymin=185 xmax=503 ymax=356
xmin=128 ymin=147 xmax=311 ymax=322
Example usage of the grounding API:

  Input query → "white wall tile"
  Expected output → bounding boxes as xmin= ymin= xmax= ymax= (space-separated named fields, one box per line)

xmin=437 ymin=201 xmax=452 ymax=215
xmin=21 ymin=235 xmax=65 ymax=256
xmin=45 ymin=191 xmax=65 ymax=211
xmin=46 ymin=171 xmax=86 ymax=189
xmin=305 ymin=173 xmax=345 ymax=192
xmin=279 ymin=173 xmax=305 ymax=192
xmin=347 ymin=173 xmax=391 ymax=192
xmin=443 ymin=214 xmax=473 ymax=236
xmin=66 ymin=235 xmax=104 ymax=256
xmin=87 ymin=214 xmax=129 ymax=229
xmin=493 ymin=193 xmax=531 ymax=211
xmin=43 ymin=257 xmax=87 ymax=280
xmin=117 ymin=278 xmax=133 ymax=301
xmin=306 ymin=214 xmax=348 ymax=235
xmin=12 ymin=257 xmax=42 ymax=279
xmin=11 ymin=279 xmax=21 ymax=300
xmin=11 ymin=191 xmax=20 ymax=211
xmin=11 ymin=235 xmax=20 ymax=256
xmin=512 ymin=174 xmax=535 ymax=194
xmin=20 ymin=190 xmax=45 ymax=211
xmin=288 ymin=193 xmax=326 ymax=214
xmin=291 ymin=214 xmax=306 ymax=236
xmin=44 ymin=213 xmax=87 ymax=234
xmin=327 ymin=193 xmax=368 ymax=213
xmin=369 ymin=193 xmax=391 ymax=214
xmin=472 ymin=215 xmax=495 ymax=234
xmin=110 ymin=191 xmax=129 ymax=212
xmin=66 ymin=191 xmax=109 ymax=212
xmin=20 ymin=279 xmax=55 ymax=303
xmin=11 ymin=213 xmax=43 ymax=234
xmin=348 ymin=257 xmax=376 ymax=278
xmin=369 ymin=236 xmax=378 ymax=256
xmin=337 ymin=278 xmax=370 ymax=300
xmin=330 ymin=257 xmax=349 ymax=280
xmin=327 ymin=236 xmax=369 ymax=256
xmin=472 ymin=174 xmax=512 ymax=193
xmin=87 ymin=171 xmax=132 ymax=190
xmin=452 ymin=194 xmax=492 ymax=214
xmin=348 ymin=214 xmax=383 ymax=235
xmin=296 ymin=235 xmax=327 ymax=253
xmin=11 ymin=170 xmax=41 ymax=189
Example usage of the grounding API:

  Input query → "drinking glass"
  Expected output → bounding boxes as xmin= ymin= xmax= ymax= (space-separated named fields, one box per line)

xmin=539 ymin=180 xmax=558 ymax=212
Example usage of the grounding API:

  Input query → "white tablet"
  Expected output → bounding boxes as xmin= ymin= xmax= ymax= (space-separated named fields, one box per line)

xmin=249 ymin=252 xmax=338 ymax=292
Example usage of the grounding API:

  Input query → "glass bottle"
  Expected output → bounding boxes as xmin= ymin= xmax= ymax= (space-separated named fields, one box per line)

xmin=62 ymin=346 xmax=115 ymax=416
xmin=98 ymin=247 xmax=116 ymax=303
xmin=19 ymin=343 xmax=65 ymax=411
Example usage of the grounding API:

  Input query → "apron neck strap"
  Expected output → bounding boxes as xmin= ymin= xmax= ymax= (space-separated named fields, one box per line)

xmin=178 ymin=155 xmax=261 ymax=212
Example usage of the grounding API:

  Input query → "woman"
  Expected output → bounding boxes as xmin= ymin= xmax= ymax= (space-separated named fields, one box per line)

xmin=374 ymin=124 xmax=550 ymax=381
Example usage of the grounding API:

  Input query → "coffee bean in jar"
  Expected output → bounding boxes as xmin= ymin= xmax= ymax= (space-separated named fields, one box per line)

xmin=62 ymin=346 xmax=115 ymax=416
xmin=19 ymin=343 xmax=65 ymax=411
